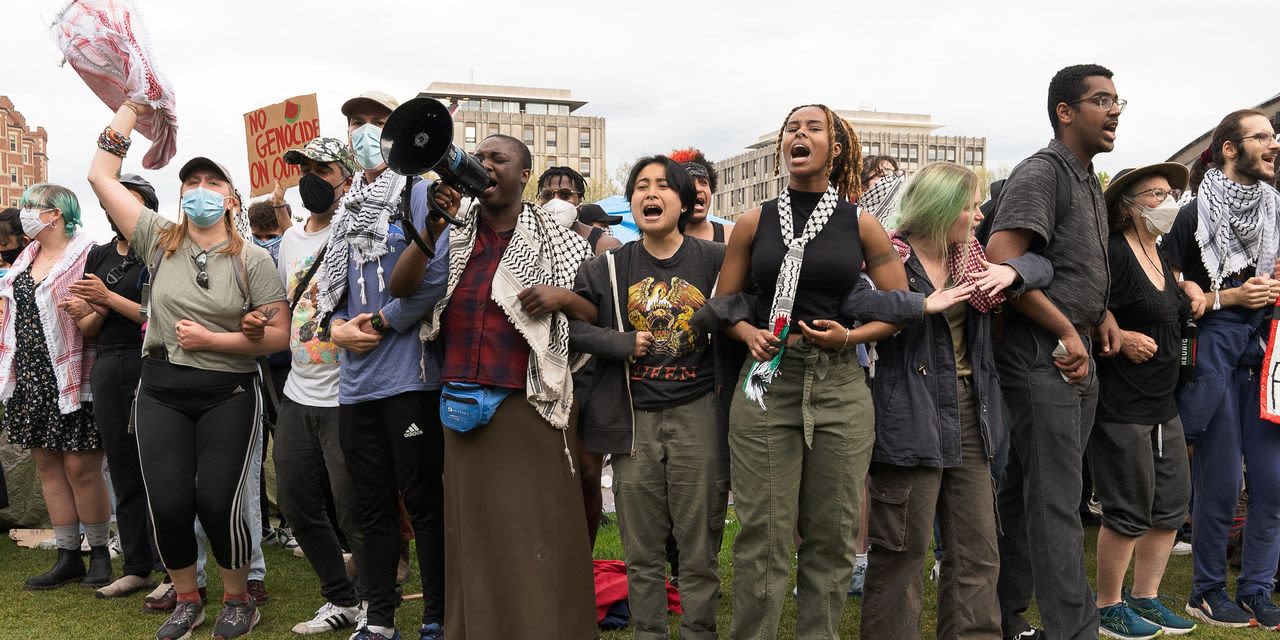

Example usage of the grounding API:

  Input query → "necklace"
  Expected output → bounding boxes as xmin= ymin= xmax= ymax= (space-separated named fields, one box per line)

xmin=1126 ymin=230 xmax=1164 ymax=284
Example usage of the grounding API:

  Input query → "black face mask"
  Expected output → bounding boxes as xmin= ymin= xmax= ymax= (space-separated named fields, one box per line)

xmin=299 ymin=173 xmax=341 ymax=214
xmin=1 ymin=246 xmax=22 ymax=265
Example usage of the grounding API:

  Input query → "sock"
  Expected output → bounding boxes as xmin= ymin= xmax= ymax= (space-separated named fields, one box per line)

xmin=368 ymin=625 xmax=395 ymax=637
xmin=84 ymin=521 xmax=111 ymax=548
xmin=53 ymin=524 xmax=81 ymax=551
xmin=176 ymin=589 xmax=202 ymax=604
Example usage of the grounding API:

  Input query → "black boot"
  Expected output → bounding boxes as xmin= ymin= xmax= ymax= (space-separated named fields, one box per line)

xmin=24 ymin=548 xmax=85 ymax=590
xmin=82 ymin=546 xmax=113 ymax=587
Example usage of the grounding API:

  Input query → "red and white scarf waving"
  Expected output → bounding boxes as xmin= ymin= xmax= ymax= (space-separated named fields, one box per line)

xmin=0 ymin=234 xmax=97 ymax=414
xmin=52 ymin=0 xmax=178 ymax=169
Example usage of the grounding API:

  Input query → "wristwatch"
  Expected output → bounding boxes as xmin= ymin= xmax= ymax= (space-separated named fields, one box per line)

xmin=369 ymin=312 xmax=389 ymax=334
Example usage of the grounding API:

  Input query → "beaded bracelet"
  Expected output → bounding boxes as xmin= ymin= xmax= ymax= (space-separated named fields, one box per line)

xmin=97 ymin=126 xmax=132 ymax=158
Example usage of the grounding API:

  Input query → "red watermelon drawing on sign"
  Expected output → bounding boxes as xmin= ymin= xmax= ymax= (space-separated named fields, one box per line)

xmin=283 ymin=100 xmax=301 ymax=124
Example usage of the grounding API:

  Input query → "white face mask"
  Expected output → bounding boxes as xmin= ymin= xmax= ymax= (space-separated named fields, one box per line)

xmin=541 ymin=198 xmax=578 ymax=229
xmin=20 ymin=208 xmax=53 ymax=240
xmin=1137 ymin=194 xmax=1180 ymax=236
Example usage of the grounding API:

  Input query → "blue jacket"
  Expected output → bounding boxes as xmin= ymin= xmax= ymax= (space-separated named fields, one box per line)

xmin=845 ymin=247 xmax=1052 ymax=468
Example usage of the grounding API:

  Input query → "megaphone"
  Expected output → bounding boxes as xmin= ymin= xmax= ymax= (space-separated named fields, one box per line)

xmin=380 ymin=96 xmax=495 ymax=210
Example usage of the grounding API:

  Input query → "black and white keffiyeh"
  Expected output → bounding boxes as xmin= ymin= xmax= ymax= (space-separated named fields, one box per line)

xmin=860 ymin=172 xmax=904 ymax=230
xmin=1195 ymin=168 xmax=1280 ymax=290
xmin=421 ymin=201 xmax=591 ymax=430
xmin=315 ymin=169 xmax=406 ymax=322
xmin=743 ymin=186 xmax=840 ymax=409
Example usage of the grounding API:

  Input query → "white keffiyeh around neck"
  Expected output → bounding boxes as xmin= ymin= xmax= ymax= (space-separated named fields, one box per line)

xmin=1195 ymin=168 xmax=1280 ymax=290
xmin=421 ymin=201 xmax=591 ymax=430
xmin=743 ymin=187 xmax=840 ymax=409
xmin=315 ymin=169 xmax=406 ymax=322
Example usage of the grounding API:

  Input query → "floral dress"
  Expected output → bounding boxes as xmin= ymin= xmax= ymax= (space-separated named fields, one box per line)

xmin=1 ymin=269 xmax=98 ymax=451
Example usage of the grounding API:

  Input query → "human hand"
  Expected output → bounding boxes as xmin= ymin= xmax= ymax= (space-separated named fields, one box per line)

xmin=69 ymin=274 xmax=111 ymax=306
xmin=731 ymin=322 xmax=782 ymax=362
xmin=330 ymin=314 xmax=382 ymax=353
xmin=175 ymin=319 xmax=215 ymax=351
xmin=1054 ymin=333 xmax=1089 ymax=382
xmin=924 ymin=284 xmax=975 ymax=314
xmin=971 ymin=260 xmax=1019 ymax=295
xmin=240 ymin=308 xmax=275 ymax=341
xmin=1235 ymin=277 xmax=1273 ymax=309
xmin=1119 ymin=330 xmax=1158 ymax=364
xmin=272 ymin=180 xmax=288 ymax=206
xmin=797 ymin=319 xmax=849 ymax=350
xmin=632 ymin=331 xmax=654 ymax=359
xmin=517 ymin=285 xmax=570 ymax=316
xmin=1182 ymin=281 xmax=1206 ymax=319
xmin=58 ymin=296 xmax=95 ymax=321
xmin=1097 ymin=311 xmax=1123 ymax=357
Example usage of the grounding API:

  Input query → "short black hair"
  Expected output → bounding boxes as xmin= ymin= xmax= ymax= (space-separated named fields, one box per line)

xmin=247 ymin=199 xmax=279 ymax=233
xmin=625 ymin=155 xmax=698 ymax=233
xmin=1047 ymin=63 xmax=1114 ymax=134
xmin=537 ymin=166 xmax=586 ymax=195
xmin=0 ymin=207 xmax=20 ymax=246
xmin=482 ymin=134 xmax=532 ymax=170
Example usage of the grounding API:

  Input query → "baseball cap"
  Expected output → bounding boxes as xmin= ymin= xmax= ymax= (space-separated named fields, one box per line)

xmin=177 ymin=156 xmax=241 ymax=205
xmin=578 ymin=203 xmax=622 ymax=226
xmin=283 ymin=137 xmax=358 ymax=176
xmin=341 ymin=91 xmax=399 ymax=118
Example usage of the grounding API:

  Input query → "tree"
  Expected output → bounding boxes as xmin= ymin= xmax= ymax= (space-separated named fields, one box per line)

xmin=1096 ymin=170 xmax=1111 ymax=190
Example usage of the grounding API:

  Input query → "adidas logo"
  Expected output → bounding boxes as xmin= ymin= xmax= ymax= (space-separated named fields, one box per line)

xmin=403 ymin=423 xmax=423 ymax=438
xmin=232 ymin=386 xmax=246 ymax=394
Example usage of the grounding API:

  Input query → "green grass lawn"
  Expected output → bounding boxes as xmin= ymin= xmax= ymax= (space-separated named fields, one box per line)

xmin=0 ymin=512 xmax=1275 ymax=639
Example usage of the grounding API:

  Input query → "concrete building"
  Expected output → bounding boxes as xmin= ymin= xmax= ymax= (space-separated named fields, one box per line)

xmin=0 ymin=96 xmax=49 ymax=208
xmin=712 ymin=109 xmax=986 ymax=220
xmin=418 ymin=82 xmax=605 ymax=186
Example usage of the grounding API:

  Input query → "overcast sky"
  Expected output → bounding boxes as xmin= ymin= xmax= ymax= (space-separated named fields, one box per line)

xmin=7 ymin=0 xmax=1277 ymax=240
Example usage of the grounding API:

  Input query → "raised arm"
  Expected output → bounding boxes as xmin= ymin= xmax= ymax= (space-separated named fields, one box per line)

xmin=86 ymin=103 xmax=148 ymax=243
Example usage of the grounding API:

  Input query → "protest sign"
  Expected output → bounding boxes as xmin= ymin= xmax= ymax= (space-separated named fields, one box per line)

xmin=244 ymin=94 xmax=320 ymax=197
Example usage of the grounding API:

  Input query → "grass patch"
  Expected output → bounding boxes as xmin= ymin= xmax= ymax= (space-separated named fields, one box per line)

xmin=0 ymin=511 xmax=1275 ymax=638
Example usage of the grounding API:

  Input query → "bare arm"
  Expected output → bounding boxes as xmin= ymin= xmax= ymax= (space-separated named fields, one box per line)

xmin=175 ymin=300 xmax=289 ymax=355
xmin=854 ymin=212 xmax=908 ymax=339
xmin=86 ymin=103 xmax=147 ymax=243
xmin=712 ymin=208 xmax=780 ymax=360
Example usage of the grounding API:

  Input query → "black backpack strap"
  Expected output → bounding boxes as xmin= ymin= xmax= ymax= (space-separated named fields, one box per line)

xmin=976 ymin=150 xmax=1074 ymax=245
xmin=289 ymin=244 xmax=328 ymax=311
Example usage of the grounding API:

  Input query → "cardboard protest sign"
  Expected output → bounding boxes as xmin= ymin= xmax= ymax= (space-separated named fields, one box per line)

xmin=244 ymin=94 xmax=320 ymax=197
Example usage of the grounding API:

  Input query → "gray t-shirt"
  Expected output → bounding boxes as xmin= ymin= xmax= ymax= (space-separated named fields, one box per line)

xmin=132 ymin=207 xmax=287 ymax=373
xmin=991 ymin=139 xmax=1109 ymax=328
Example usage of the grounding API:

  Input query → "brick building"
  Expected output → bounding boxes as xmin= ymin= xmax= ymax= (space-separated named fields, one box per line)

xmin=0 ymin=96 xmax=49 ymax=208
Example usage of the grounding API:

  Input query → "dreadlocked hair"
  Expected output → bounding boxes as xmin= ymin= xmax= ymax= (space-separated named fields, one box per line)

xmin=773 ymin=104 xmax=863 ymax=203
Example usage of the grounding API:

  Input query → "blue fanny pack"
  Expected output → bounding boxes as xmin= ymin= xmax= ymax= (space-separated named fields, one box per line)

xmin=440 ymin=382 xmax=514 ymax=433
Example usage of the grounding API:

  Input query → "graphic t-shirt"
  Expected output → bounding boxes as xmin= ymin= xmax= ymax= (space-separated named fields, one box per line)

xmin=277 ymin=223 xmax=340 ymax=406
xmin=626 ymin=237 xmax=724 ymax=410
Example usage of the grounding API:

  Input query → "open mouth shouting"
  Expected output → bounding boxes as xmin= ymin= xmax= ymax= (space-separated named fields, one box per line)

xmin=1102 ymin=120 xmax=1118 ymax=143
xmin=790 ymin=141 xmax=813 ymax=165
xmin=693 ymin=194 xmax=707 ymax=214
xmin=641 ymin=203 xmax=664 ymax=222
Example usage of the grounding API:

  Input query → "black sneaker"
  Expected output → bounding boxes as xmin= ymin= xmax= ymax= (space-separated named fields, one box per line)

xmin=1238 ymin=591 xmax=1280 ymax=630
xmin=1186 ymin=588 xmax=1255 ymax=627
xmin=212 ymin=596 xmax=260 ymax=639
xmin=155 ymin=600 xmax=204 ymax=640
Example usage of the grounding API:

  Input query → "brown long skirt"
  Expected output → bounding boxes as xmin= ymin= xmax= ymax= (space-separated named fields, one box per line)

xmin=443 ymin=393 xmax=598 ymax=639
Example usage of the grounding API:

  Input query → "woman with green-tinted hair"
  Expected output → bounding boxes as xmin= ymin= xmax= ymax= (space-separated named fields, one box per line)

xmin=0 ymin=182 xmax=115 ymax=590
xmin=844 ymin=162 xmax=1055 ymax=637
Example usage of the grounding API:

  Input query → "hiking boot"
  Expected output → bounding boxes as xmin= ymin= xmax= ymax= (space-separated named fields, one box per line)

xmin=847 ymin=555 xmax=867 ymax=597
xmin=292 ymin=601 xmax=360 ymax=635
xmin=81 ymin=545 xmax=113 ymax=587
xmin=418 ymin=622 xmax=443 ymax=640
xmin=155 ymin=600 xmax=204 ymax=640
xmin=1124 ymin=592 xmax=1196 ymax=635
xmin=1238 ymin=591 xmax=1280 ymax=630
xmin=1098 ymin=602 xmax=1163 ymax=639
xmin=24 ymin=548 xmax=85 ymax=590
xmin=247 ymin=579 xmax=269 ymax=605
xmin=349 ymin=628 xmax=400 ymax=640
xmin=213 ymin=596 xmax=260 ymax=639
xmin=1185 ymin=588 xmax=1255 ymax=627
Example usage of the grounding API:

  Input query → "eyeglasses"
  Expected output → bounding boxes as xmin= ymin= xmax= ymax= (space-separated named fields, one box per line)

xmin=538 ymin=188 xmax=580 ymax=202
xmin=105 ymin=253 xmax=141 ymax=286
xmin=191 ymin=251 xmax=209 ymax=289
xmin=1068 ymin=94 xmax=1127 ymax=113
xmin=1238 ymin=132 xmax=1280 ymax=146
xmin=1128 ymin=187 xmax=1183 ymax=202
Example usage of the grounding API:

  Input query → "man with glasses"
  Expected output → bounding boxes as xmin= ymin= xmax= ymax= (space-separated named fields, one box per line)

xmin=984 ymin=63 xmax=1124 ymax=640
xmin=1161 ymin=109 xmax=1280 ymax=628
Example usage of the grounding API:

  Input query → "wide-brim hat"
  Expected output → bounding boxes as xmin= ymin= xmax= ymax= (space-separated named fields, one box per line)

xmin=1104 ymin=162 xmax=1189 ymax=218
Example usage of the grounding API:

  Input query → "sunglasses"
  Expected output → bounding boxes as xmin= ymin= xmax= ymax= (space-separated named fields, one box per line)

xmin=191 ymin=251 xmax=209 ymax=289
xmin=538 ymin=188 xmax=580 ymax=202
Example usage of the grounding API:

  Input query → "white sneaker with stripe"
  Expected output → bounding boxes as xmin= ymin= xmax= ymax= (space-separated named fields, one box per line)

xmin=292 ymin=601 xmax=361 ymax=635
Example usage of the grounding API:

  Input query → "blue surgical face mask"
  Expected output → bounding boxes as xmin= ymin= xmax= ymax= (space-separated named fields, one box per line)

xmin=254 ymin=235 xmax=283 ymax=251
xmin=181 ymin=187 xmax=228 ymax=228
xmin=350 ymin=123 xmax=384 ymax=170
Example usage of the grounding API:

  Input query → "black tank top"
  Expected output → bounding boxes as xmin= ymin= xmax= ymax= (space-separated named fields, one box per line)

xmin=712 ymin=221 xmax=725 ymax=243
xmin=750 ymin=189 xmax=862 ymax=330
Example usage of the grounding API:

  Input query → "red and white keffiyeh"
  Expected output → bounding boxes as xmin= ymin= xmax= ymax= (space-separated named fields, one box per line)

xmin=51 ymin=0 xmax=178 ymax=169
xmin=888 ymin=232 xmax=1005 ymax=313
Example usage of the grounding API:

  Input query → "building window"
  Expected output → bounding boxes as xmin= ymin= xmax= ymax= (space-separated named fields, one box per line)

xmin=488 ymin=123 xmax=500 ymax=137
xmin=908 ymin=146 xmax=918 ymax=162
xmin=579 ymin=129 xmax=590 ymax=150
xmin=547 ymin=127 xmax=557 ymax=149
xmin=975 ymin=148 xmax=984 ymax=164
xmin=946 ymin=147 xmax=956 ymax=162
xmin=871 ymin=143 xmax=880 ymax=154
xmin=548 ymin=156 xmax=558 ymax=167
xmin=964 ymin=147 xmax=974 ymax=164
xmin=862 ymin=144 xmax=871 ymax=155
xmin=928 ymin=145 xmax=938 ymax=162
xmin=7 ymin=135 xmax=14 ymax=152
xmin=890 ymin=144 xmax=899 ymax=159
xmin=9 ymin=167 xmax=16 ymax=183
xmin=22 ymin=146 xmax=29 ymax=163
xmin=522 ymin=125 xmax=535 ymax=146
xmin=579 ymin=157 xmax=591 ymax=177
xmin=465 ymin=123 xmax=477 ymax=144
xmin=525 ymin=102 xmax=548 ymax=115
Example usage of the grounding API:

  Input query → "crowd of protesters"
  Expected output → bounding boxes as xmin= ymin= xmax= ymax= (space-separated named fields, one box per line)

xmin=2 ymin=62 xmax=1280 ymax=640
